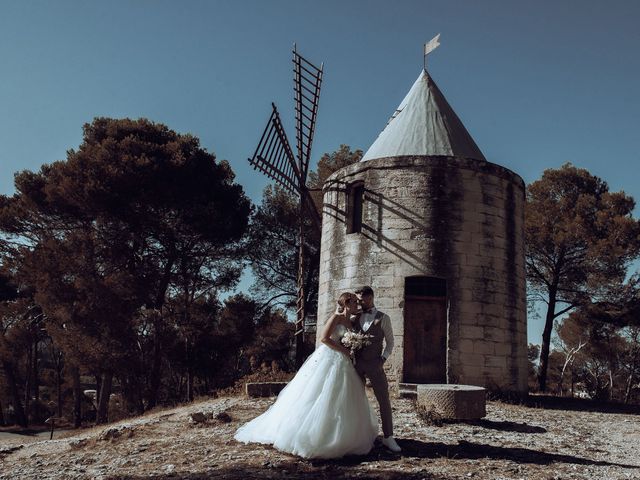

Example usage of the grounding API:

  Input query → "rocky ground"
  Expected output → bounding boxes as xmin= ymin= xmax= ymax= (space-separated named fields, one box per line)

xmin=1 ymin=391 xmax=639 ymax=480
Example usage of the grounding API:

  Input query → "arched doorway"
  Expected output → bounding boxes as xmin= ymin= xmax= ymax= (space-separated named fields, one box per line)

xmin=403 ymin=276 xmax=447 ymax=383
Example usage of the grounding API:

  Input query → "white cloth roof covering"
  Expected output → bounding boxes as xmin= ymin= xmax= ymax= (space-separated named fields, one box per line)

xmin=361 ymin=70 xmax=486 ymax=162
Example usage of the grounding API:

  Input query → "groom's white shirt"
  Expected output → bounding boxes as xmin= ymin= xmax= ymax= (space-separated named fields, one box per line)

xmin=360 ymin=307 xmax=394 ymax=360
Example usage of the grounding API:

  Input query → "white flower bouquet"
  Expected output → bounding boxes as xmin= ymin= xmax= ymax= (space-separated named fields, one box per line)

xmin=341 ymin=330 xmax=374 ymax=362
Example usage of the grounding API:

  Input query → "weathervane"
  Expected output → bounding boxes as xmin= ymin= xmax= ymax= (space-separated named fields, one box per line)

xmin=248 ymin=44 xmax=323 ymax=367
xmin=423 ymin=33 xmax=441 ymax=71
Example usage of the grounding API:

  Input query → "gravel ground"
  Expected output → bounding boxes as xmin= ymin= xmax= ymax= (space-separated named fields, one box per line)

xmin=1 ymin=391 xmax=639 ymax=480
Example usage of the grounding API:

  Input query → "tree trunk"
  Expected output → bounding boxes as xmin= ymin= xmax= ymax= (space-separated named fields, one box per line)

xmin=146 ymin=319 xmax=163 ymax=410
xmin=95 ymin=372 xmax=113 ymax=425
xmin=187 ymin=369 xmax=194 ymax=402
xmin=570 ymin=371 xmax=575 ymax=398
xmin=32 ymin=339 xmax=40 ymax=422
xmin=71 ymin=365 xmax=82 ymax=428
xmin=624 ymin=371 xmax=634 ymax=404
xmin=537 ymin=286 xmax=557 ymax=392
xmin=624 ymin=348 xmax=638 ymax=404
xmin=2 ymin=360 xmax=27 ymax=427
xmin=94 ymin=373 xmax=102 ymax=409
xmin=186 ymin=340 xmax=194 ymax=402
xmin=122 ymin=374 xmax=144 ymax=416
xmin=558 ymin=356 xmax=567 ymax=397
xmin=0 ymin=398 xmax=5 ymax=426
xmin=56 ymin=357 xmax=63 ymax=418
xmin=24 ymin=344 xmax=31 ymax=422
xmin=145 ymin=257 xmax=174 ymax=409
xmin=608 ymin=369 xmax=614 ymax=401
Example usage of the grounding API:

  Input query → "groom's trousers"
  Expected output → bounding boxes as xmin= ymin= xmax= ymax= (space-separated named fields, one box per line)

xmin=355 ymin=359 xmax=393 ymax=437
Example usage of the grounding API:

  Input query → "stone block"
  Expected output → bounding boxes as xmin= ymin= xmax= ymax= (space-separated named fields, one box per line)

xmin=484 ymin=327 xmax=506 ymax=342
xmin=460 ymin=325 xmax=484 ymax=340
xmin=343 ymin=266 xmax=360 ymax=281
xmin=473 ymin=342 xmax=495 ymax=355
xmin=382 ymin=218 xmax=415 ymax=230
xmin=452 ymin=242 xmax=478 ymax=256
xmin=458 ymin=351 xmax=485 ymax=366
xmin=458 ymin=312 xmax=479 ymax=326
xmin=375 ymin=296 xmax=394 ymax=309
xmin=457 ymin=288 xmax=476 ymax=302
xmin=465 ymin=253 xmax=487 ymax=267
xmin=482 ymin=304 xmax=505 ymax=317
xmin=458 ymin=365 xmax=483 ymax=378
xmin=372 ymin=287 xmax=395 ymax=300
xmin=384 ymin=228 xmax=413 ymax=241
xmin=416 ymin=384 xmax=486 ymax=420
xmin=458 ymin=339 xmax=475 ymax=354
xmin=372 ymin=275 xmax=394 ymax=288
xmin=473 ymin=291 xmax=497 ymax=304
xmin=318 ymin=282 xmax=329 ymax=295
xmin=485 ymin=356 xmax=507 ymax=369
xmin=478 ymin=314 xmax=502 ymax=327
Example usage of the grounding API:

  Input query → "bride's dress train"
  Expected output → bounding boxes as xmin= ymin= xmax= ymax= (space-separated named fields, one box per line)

xmin=234 ymin=324 xmax=378 ymax=458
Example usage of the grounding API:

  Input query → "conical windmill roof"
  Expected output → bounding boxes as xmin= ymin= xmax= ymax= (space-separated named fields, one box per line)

xmin=361 ymin=70 xmax=486 ymax=162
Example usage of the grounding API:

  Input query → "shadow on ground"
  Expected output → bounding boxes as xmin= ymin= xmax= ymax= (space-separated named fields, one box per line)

xmin=507 ymin=394 xmax=640 ymax=416
xmin=465 ymin=419 xmax=547 ymax=433
xmin=0 ymin=427 xmax=47 ymax=436
xmin=80 ymin=436 xmax=640 ymax=480
xmin=320 ymin=439 xmax=639 ymax=469
xmin=407 ymin=439 xmax=638 ymax=467
xmin=107 ymin=461 xmax=445 ymax=480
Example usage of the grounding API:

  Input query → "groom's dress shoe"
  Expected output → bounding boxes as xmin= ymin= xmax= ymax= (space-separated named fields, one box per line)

xmin=382 ymin=436 xmax=401 ymax=453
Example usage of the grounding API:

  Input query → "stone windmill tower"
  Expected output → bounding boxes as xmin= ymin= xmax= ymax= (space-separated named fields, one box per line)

xmin=316 ymin=43 xmax=527 ymax=394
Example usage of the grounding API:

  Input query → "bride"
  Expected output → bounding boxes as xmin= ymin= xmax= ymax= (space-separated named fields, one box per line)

xmin=234 ymin=292 xmax=378 ymax=459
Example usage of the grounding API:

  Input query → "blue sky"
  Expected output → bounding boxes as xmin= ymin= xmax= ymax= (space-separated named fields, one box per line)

xmin=1 ymin=0 xmax=639 ymax=345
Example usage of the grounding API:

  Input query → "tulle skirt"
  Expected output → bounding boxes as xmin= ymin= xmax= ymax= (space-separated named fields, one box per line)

xmin=234 ymin=344 xmax=378 ymax=459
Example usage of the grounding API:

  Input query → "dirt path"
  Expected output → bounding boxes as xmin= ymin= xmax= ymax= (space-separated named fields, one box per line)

xmin=1 ymin=393 xmax=639 ymax=479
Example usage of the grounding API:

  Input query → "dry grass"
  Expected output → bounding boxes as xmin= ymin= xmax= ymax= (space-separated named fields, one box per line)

xmin=2 ymin=393 xmax=640 ymax=480
xmin=414 ymin=402 xmax=445 ymax=427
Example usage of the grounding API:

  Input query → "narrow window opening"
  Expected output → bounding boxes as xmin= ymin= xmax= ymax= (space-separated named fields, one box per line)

xmin=346 ymin=181 xmax=364 ymax=234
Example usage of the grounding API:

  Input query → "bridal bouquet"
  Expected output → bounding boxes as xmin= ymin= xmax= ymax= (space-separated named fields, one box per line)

xmin=341 ymin=331 xmax=374 ymax=363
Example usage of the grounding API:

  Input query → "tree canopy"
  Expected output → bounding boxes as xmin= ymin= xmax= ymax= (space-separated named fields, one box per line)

xmin=0 ymin=117 xmax=253 ymax=423
xmin=525 ymin=163 xmax=640 ymax=391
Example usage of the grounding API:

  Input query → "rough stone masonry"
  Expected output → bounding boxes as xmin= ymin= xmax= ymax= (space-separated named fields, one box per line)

xmin=317 ymin=155 xmax=527 ymax=394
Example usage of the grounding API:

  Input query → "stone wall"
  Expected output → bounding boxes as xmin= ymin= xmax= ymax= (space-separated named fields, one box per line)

xmin=317 ymin=155 xmax=528 ymax=393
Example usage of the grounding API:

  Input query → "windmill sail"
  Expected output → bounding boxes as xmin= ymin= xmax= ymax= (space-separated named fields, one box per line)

xmin=293 ymin=45 xmax=323 ymax=183
xmin=248 ymin=103 xmax=302 ymax=195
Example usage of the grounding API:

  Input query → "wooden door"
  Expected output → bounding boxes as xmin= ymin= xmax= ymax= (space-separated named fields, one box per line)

xmin=403 ymin=295 xmax=447 ymax=383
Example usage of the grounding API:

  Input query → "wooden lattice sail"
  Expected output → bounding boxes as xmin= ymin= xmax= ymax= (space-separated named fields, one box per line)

xmin=248 ymin=45 xmax=323 ymax=367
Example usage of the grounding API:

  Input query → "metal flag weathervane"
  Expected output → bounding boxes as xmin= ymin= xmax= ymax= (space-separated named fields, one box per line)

xmin=248 ymin=44 xmax=323 ymax=368
xmin=424 ymin=33 xmax=441 ymax=70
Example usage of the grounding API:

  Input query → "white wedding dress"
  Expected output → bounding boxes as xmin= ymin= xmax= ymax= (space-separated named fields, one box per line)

xmin=234 ymin=324 xmax=378 ymax=458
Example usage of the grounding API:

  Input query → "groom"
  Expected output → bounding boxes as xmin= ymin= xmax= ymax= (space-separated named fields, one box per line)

xmin=353 ymin=286 xmax=402 ymax=453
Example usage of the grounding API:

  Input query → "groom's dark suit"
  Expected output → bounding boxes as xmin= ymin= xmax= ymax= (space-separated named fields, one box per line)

xmin=353 ymin=310 xmax=393 ymax=437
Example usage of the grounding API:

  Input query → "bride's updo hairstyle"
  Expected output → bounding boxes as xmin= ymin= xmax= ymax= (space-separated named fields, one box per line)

xmin=336 ymin=292 xmax=354 ymax=314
